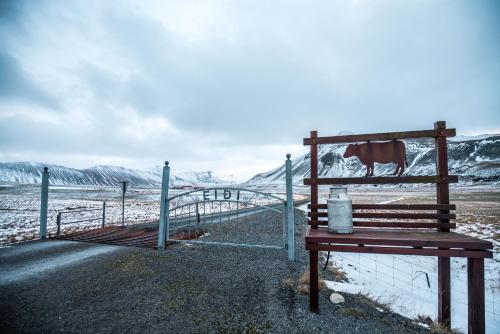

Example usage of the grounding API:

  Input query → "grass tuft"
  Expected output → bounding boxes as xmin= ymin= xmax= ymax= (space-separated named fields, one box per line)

xmin=416 ymin=315 xmax=462 ymax=334
xmin=297 ymin=270 xmax=326 ymax=294
xmin=338 ymin=307 xmax=365 ymax=318
xmin=325 ymin=263 xmax=349 ymax=282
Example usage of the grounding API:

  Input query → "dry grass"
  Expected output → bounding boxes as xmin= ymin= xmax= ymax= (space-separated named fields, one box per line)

xmin=325 ymin=263 xmax=349 ymax=282
xmin=416 ymin=315 xmax=462 ymax=334
xmin=429 ymin=322 xmax=462 ymax=334
xmin=356 ymin=293 xmax=392 ymax=313
xmin=296 ymin=270 xmax=326 ymax=294
xmin=337 ymin=307 xmax=365 ymax=318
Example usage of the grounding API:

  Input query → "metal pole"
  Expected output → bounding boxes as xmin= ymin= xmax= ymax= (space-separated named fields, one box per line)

xmin=102 ymin=201 xmax=106 ymax=228
xmin=158 ymin=161 xmax=170 ymax=250
xmin=39 ymin=167 xmax=49 ymax=240
xmin=56 ymin=212 xmax=61 ymax=237
xmin=196 ymin=202 xmax=200 ymax=228
xmin=121 ymin=181 xmax=128 ymax=227
xmin=188 ymin=204 xmax=192 ymax=239
xmin=286 ymin=153 xmax=296 ymax=261
xmin=122 ymin=192 xmax=125 ymax=226
xmin=282 ymin=202 xmax=287 ymax=249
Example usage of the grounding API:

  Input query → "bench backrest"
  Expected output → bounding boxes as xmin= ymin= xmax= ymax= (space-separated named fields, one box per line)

xmin=303 ymin=121 xmax=458 ymax=232
xmin=307 ymin=203 xmax=457 ymax=230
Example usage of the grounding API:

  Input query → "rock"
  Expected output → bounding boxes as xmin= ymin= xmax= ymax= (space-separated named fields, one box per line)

xmin=330 ymin=292 xmax=345 ymax=304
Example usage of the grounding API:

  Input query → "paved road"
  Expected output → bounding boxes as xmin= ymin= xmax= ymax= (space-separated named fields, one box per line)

xmin=0 ymin=240 xmax=122 ymax=286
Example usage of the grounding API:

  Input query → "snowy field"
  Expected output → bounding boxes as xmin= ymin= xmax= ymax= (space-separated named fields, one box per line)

xmin=0 ymin=184 xmax=290 ymax=245
xmin=0 ymin=184 xmax=171 ymax=244
xmin=1 ymin=183 xmax=499 ymax=332
xmin=306 ymin=185 xmax=500 ymax=333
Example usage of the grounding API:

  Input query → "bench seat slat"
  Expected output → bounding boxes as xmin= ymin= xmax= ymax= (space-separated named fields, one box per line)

xmin=308 ymin=211 xmax=456 ymax=220
xmin=305 ymin=227 xmax=493 ymax=250
xmin=307 ymin=220 xmax=457 ymax=229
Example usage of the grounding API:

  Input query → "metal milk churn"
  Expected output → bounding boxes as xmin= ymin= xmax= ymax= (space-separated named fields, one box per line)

xmin=327 ymin=187 xmax=353 ymax=234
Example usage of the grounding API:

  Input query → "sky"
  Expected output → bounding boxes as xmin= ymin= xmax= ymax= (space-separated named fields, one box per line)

xmin=0 ymin=0 xmax=499 ymax=182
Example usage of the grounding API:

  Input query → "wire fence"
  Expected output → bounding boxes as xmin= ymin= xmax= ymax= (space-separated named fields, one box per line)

xmin=47 ymin=198 xmax=162 ymax=237
xmin=326 ymin=250 xmax=499 ymax=320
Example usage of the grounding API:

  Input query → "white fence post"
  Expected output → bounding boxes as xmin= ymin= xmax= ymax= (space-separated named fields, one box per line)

xmin=39 ymin=167 xmax=49 ymax=240
xmin=158 ymin=161 xmax=170 ymax=250
xmin=286 ymin=154 xmax=295 ymax=261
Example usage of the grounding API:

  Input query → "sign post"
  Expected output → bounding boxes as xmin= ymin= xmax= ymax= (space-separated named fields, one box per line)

xmin=158 ymin=161 xmax=170 ymax=250
xmin=121 ymin=181 xmax=128 ymax=226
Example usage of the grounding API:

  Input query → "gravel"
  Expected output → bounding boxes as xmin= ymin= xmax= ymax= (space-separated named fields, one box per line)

xmin=0 ymin=210 xmax=431 ymax=333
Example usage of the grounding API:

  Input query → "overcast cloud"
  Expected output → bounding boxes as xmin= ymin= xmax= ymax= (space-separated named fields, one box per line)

xmin=0 ymin=0 xmax=499 ymax=181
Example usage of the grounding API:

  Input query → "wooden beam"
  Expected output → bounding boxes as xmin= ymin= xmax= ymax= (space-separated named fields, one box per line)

xmin=468 ymin=258 xmax=485 ymax=334
xmin=305 ymin=228 xmax=493 ymax=250
xmin=303 ymin=128 xmax=456 ymax=145
xmin=435 ymin=121 xmax=451 ymax=328
xmin=304 ymin=175 xmax=459 ymax=185
xmin=309 ymin=250 xmax=319 ymax=313
xmin=310 ymin=130 xmax=318 ymax=230
xmin=305 ymin=243 xmax=492 ymax=258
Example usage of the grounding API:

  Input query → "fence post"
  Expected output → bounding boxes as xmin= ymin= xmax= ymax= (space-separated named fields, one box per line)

xmin=102 ymin=201 xmax=106 ymax=228
xmin=285 ymin=154 xmax=295 ymax=261
xmin=39 ymin=167 xmax=49 ymax=240
xmin=282 ymin=202 xmax=287 ymax=249
xmin=121 ymin=182 xmax=128 ymax=226
xmin=196 ymin=202 xmax=200 ymax=228
xmin=158 ymin=161 xmax=170 ymax=250
xmin=56 ymin=212 xmax=61 ymax=236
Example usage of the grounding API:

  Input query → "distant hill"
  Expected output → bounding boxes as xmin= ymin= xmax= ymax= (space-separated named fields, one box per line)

xmin=0 ymin=162 xmax=226 ymax=187
xmin=2 ymin=135 xmax=498 ymax=187
xmin=246 ymin=135 xmax=500 ymax=184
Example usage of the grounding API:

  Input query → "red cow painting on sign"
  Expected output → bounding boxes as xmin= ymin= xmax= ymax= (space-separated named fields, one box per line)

xmin=343 ymin=140 xmax=407 ymax=177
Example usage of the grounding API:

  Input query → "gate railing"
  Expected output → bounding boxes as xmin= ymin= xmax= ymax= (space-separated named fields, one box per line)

xmin=157 ymin=154 xmax=296 ymax=260
xmin=168 ymin=198 xmax=286 ymax=249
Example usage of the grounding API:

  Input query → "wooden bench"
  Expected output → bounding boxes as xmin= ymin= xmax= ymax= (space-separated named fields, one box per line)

xmin=303 ymin=121 xmax=493 ymax=334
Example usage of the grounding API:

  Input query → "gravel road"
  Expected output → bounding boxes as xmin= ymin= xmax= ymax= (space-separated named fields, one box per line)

xmin=0 ymin=210 xmax=431 ymax=333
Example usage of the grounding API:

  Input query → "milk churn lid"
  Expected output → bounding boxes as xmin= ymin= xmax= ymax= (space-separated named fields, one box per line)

xmin=329 ymin=187 xmax=347 ymax=195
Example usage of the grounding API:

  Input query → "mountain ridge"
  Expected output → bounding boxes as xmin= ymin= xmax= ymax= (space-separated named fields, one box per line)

xmin=246 ymin=135 xmax=500 ymax=185
xmin=0 ymin=162 xmax=226 ymax=187
xmin=1 ymin=135 xmax=499 ymax=187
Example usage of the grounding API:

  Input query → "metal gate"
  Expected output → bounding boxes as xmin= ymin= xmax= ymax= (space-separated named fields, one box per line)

xmin=157 ymin=155 xmax=296 ymax=261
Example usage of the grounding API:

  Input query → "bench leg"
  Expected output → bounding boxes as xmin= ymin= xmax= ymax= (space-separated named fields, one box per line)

xmin=438 ymin=257 xmax=451 ymax=327
xmin=310 ymin=250 xmax=319 ymax=313
xmin=468 ymin=258 xmax=485 ymax=334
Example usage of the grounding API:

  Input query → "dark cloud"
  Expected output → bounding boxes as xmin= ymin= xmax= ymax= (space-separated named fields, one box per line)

xmin=0 ymin=50 xmax=60 ymax=110
xmin=0 ymin=0 xmax=24 ymax=25
xmin=0 ymin=0 xmax=499 ymax=179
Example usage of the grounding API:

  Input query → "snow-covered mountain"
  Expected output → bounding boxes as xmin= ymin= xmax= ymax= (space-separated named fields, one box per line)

xmin=246 ymin=135 xmax=500 ymax=185
xmin=2 ymin=135 xmax=498 ymax=187
xmin=0 ymin=162 xmax=227 ymax=187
